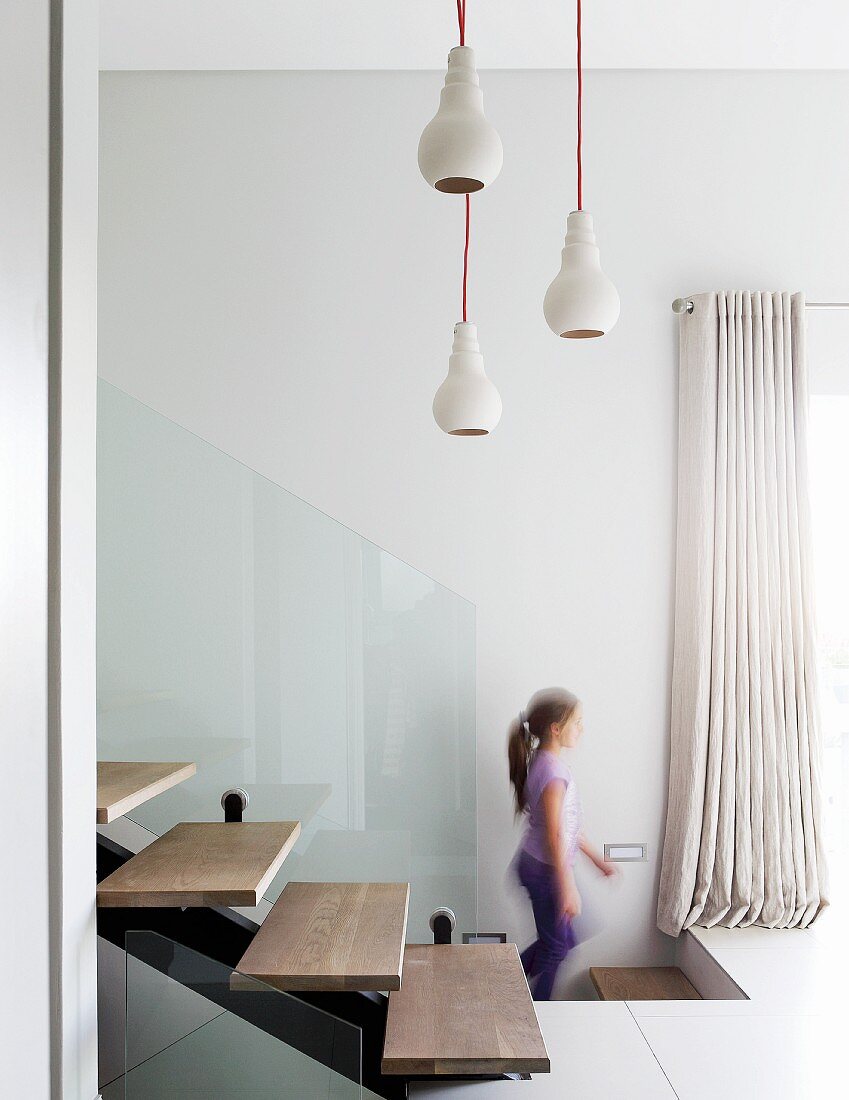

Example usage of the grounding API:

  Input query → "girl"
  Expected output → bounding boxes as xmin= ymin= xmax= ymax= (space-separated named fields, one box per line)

xmin=508 ymin=688 xmax=616 ymax=1000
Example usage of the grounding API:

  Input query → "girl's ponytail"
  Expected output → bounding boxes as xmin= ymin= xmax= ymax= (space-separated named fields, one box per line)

xmin=508 ymin=712 xmax=533 ymax=815
xmin=507 ymin=688 xmax=579 ymax=816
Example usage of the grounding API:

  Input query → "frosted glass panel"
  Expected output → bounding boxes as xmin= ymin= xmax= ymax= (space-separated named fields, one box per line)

xmin=97 ymin=381 xmax=476 ymax=940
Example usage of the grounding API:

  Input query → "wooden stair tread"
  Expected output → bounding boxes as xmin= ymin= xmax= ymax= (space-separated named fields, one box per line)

xmin=96 ymin=821 xmax=300 ymax=907
xmin=590 ymin=966 xmax=701 ymax=1001
xmin=234 ymin=881 xmax=410 ymax=992
xmin=96 ymin=760 xmax=196 ymax=823
xmin=381 ymin=944 xmax=550 ymax=1076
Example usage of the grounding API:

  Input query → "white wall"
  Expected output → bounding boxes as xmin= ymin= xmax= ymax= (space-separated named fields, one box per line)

xmin=98 ymin=68 xmax=849 ymax=995
xmin=98 ymin=0 xmax=849 ymax=71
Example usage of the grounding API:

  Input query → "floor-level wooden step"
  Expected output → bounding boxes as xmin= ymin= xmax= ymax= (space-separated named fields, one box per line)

xmin=381 ymin=944 xmax=550 ymax=1076
xmin=234 ymin=881 xmax=410 ymax=992
xmin=97 ymin=760 xmax=196 ymax=823
xmin=590 ymin=966 xmax=701 ymax=1001
xmin=96 ymin=821 xmax=300 ymax=908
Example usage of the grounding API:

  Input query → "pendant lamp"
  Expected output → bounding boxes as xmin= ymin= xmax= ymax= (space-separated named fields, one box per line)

xmin=544 ymin=0 xmax=619 ymax=338
xmin=432 ymin=200 xmax=502 ymax=436
xmin=418 ymin=2 xmax=502 ymax=193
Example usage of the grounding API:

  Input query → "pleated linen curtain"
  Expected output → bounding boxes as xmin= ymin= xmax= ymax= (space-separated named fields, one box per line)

xmin=657 ymin=291 xmax=828 ymax=936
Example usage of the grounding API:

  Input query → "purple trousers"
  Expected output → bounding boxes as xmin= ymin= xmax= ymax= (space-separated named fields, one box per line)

xmin=517 ymin=848 xmax=576 ymax=1001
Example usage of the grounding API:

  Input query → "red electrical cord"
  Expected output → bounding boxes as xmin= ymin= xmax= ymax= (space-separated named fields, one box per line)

xmin=457 ymin=0 xmax=469 ymax=320
xmin=462 ymin=195 xmax=470 ymax=322
xmin=576 ymin=0 xmax=583 ymax=210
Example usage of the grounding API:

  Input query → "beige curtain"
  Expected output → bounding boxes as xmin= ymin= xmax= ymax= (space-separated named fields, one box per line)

xmin=657 ymin=291 xmax=828 ymax=936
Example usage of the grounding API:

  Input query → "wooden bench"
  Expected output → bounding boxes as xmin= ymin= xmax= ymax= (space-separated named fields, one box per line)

xmin=234 ymin=881 xmax=410 ymax=992
xmin=382 ymin=944 xmax=550 ymax=1076
xmin=590 ymin=966 xmax=701 ymax=1000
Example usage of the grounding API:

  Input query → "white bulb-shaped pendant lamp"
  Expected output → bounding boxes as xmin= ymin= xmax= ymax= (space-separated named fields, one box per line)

xmin=433 ymin=322 xmax=502 ymax=436
xmin=418 ymin=45 xmax=503 ymax=194
xmin=427 ymin=4 xmax=502 ymax=437
xmin=544 ymin=210 xmax=619 ymax=338
xmin=544 ymin=0 xmax=619 ymax=339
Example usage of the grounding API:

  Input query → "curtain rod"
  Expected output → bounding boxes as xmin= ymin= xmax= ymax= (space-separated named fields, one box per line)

xmin=672 ymin=298 xmax=849 ymax=315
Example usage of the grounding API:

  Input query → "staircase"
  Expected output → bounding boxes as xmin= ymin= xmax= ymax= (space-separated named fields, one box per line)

xmin=95 ymin=383 xmax=508 ymax=1097
xmin=96 ymin=763 xmax=548 ymax=1097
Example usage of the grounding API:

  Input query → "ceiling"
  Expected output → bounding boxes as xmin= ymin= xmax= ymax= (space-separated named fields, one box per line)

xmin=100 ymin=1 xmax=849 ymax=71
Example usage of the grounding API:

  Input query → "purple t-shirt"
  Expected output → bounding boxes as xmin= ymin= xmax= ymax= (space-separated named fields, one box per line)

xmin=521 ymin=749 xmax=582 ymax=866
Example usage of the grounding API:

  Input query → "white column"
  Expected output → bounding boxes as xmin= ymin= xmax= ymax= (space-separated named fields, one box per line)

xmin=0 ymin=2 xmax=98 ymax=1096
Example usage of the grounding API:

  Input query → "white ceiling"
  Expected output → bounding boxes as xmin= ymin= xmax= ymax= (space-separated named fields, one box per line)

xmin=100 ymin=1 xmax=849 ymax=71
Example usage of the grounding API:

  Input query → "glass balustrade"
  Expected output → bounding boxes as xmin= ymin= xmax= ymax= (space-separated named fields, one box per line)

xmin=97 ymin=380 xmax=477 ymax=941
xmin=107 ymin=931 xmax=361 ymax=1099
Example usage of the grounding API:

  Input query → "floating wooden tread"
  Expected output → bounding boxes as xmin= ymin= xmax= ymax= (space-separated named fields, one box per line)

xmin=96 ymin=821 xmax=300 ymax=908
xmin=234 ymin=881 xmax=410 ymax=992
xmin=97 ymin=760 xmax=196 ymax=824
xmin=381 ymin=944 xmax=550 ymax=1076
xmin=590 ymin=966 xmax=701 ymax=1001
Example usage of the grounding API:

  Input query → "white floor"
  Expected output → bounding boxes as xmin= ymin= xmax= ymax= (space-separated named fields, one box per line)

xmin=411 ymin=907 xmax=848 ymax=1100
